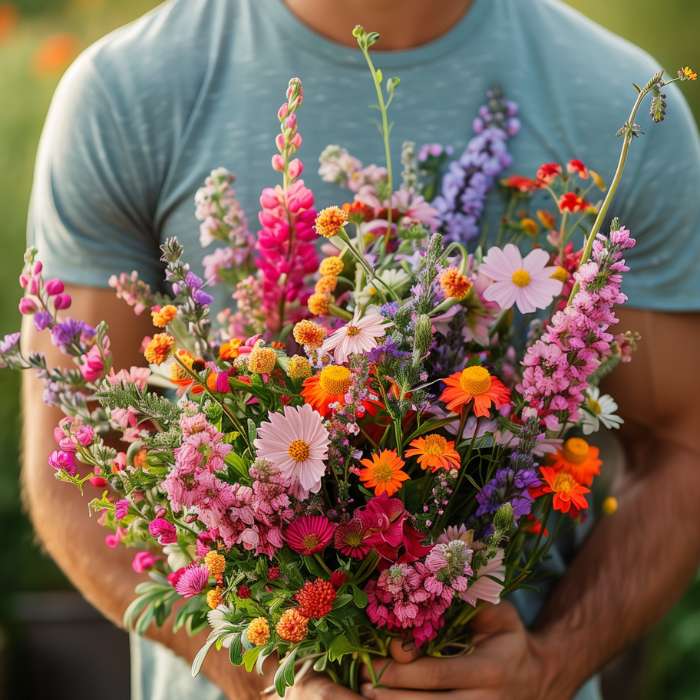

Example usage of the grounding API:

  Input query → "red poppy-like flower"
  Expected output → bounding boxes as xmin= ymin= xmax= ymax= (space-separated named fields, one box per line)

xmin=567 ymin=159 xmax=589 ymax=179
xmin=558 ymin=192 xmax=590 ymax=213
xmin=502 ymin=174 xmax=540 ymax=193
xmin=536 ymin=162 xmax=562 ymax=184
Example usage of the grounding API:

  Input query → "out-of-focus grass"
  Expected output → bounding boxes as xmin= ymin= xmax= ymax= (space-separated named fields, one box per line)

xmin=0 ymin=1 xmax=698 ymax=697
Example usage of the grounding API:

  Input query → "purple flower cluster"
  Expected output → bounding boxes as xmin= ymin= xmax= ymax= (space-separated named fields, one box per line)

xmin=475 ymin=464 xmax=541 ymax=521
xmin=195 ymin=168 xmax=250 ymax=248
xmin=433 ymin=88 xmax=520 ymax=243
xmin=50 ymin=319 xmax=95 ymax=354
xmin=519 ymin=227 xmax=636 ymax=429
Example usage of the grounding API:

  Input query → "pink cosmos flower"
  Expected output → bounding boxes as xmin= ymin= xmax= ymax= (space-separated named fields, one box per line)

xmin=322 ymin=308 xmax=391 ymax=364
xmin=460 ymin=549 xmax=505 ymax=606
xmin=175 ymin=564 xmax=210 ymax=598
xmin=479 ymin=244 xmax=562 ymax=314
xmin=284 ymin=514 xmax=336 ymax=555
xmin=254 ymin=404 xmax=329 ymax=494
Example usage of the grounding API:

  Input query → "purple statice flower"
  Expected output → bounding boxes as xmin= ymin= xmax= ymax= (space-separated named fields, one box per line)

xmin=433 ymin=87 xmax=519 ymax=243
xmin=519 ymin=227 xmax=636 ymax=429
xmin=50 ymin=319 xmax=95 ymax=353
xmin=475 ymin=466 xmax=541 ymax=521
xmin=33 ymin=311 xmax=52 ymax=331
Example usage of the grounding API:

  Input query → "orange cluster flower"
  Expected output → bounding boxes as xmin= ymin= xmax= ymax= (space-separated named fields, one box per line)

xmin=319 ymin=256 xmax=344 ymax=277
xmin=144 ymin=333 xmax=175 ymax=365
xmin=219 ymin=338 xmax=243 ymax=360
xmin=294 ymin=578 xmax=337 ymax=619
xmin=287 ymin=355 xmax=312 ymax=380
xmin=248 ymin=345 xmax=277 ymax=374
xmin=314 ymin=206 xmax=348 ymax=238
xmin=308 ymin=292 xmax=332 ymax=316
xmin=440 ymin=365 xmax=510 ymax=417
xmin=439 ymin=268 xmax=472 ymax=300
xmin=204 ymin=551 xmax=226 ymax=577
xmin=358 ymin=449 xmax=409 ymax=497
xmin=293 ymin=319 xmax=326 ymax=349
xmin=151 ymin=304 xmax=177 ymax=328
xmin=276 ymin=609 xmax=308 ymax=643
xmin=206 ymin=587 xmax=223 ymax=609
xmin=406 ymin=434 xmax=460 ymax=472
xmin=547 ymin=437 xmax=601 ymax=486
xmin=315 ymin=276 xmax=338 ymax=294
xmin=247 ymin=617 xmax=271 ymax=646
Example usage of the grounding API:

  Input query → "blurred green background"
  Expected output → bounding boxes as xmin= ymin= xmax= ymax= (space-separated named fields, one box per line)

xmin=0 ymin=0 xmax=698 ymax=698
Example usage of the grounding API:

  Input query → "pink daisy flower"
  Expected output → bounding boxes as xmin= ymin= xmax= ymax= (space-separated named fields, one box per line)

xmin=322 ymin=308 xmax=391 ymax=364
xmin=175 ymin=564 xmax=210 ymax=598
xmin=285 ymin=514 xmax=336 ymax=555
xmin=460 ymin=549 xmax=505 ymax=606
xmin=254 ymin=404 xmax=329 ymax=494
xmin=479 ymin=244 xmax=563 ymax=314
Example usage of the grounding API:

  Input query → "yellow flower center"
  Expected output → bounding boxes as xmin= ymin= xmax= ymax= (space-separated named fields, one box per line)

xmin=459 ymin=366 xmax=492 ymax=396
xmin=511 ymin=268 xmax=531 ymax=287
xmin=422 ymin=434 xmax=448 ymax=456
xmin=346 ymin=324 xmax=361 ymax=337
xmin=585 ymin=397 xmax=602 ymax=416
xmin=550 ymin=266 xmax=569 ymax=283
xmin=563 ymin=437 xmax=590 ymax=464
xmin=372 ymin=461 xmax=395 ymax=483
xmin=553 ymin=472 xmax=576 ymax=494
xmin=287 ymin=439 xmax=311 ymax=463
xmin=319 ymin=365 xmax=352 ymax=395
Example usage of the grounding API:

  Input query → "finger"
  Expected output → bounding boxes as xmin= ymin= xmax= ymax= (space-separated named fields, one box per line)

xmin=389 ymin=637 xmax=420 ymax=663
xmin=362 ymin=654 xmax=501 ymax=690
xmin=287 ymin=672 xmax=362 ymax=699
xmin=470 ymin=601 xmax=522 ymax=637
xmin=361 ymin=686 xmax=471 ymax=699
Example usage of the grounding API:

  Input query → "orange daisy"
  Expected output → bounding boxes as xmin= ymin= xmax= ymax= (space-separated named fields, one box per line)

xmin=406 ymin=434 xmax=460 ymax=472
xmin=301 ymin=365 xmax=352 ymax=417
xmin=547 ymin=437 xmax=601 ymax=486
xmin=440 ymin=365 xmax=510 ymax=417
xmin=538 ymin=466 xmax=590 ymax=515
xmin=358 ymin=449 xmax=409 ymax=497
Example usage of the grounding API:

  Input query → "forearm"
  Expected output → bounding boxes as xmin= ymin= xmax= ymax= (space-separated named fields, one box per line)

xmin=533 ymin=438 xmax=700 ymax=698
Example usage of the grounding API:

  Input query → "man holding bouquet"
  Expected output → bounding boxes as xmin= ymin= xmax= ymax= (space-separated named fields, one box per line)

xmin=22 ymin=0 xmax=700 ymax=698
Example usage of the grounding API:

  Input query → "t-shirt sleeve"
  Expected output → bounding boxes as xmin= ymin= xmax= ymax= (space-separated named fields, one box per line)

xmin=614 ymin=80 xmax=700 ymax=311
xmin=27 ymin=50 xmax=164 ymax=288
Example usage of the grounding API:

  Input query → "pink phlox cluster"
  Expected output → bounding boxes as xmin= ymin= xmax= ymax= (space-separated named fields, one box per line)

xmin=423 ymin=539 xmax=473 ymax=596
xmin=108 ymin=271 xmax=156 ymax=316
xmin=107 ymin=366 xmax=150 ymax=391
xmin=519 ymin=228 xmax=635 ymax=429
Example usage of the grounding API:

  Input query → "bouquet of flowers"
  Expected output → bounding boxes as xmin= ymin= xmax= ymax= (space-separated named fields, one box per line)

xmin=4 ymin=27 xmax=696 ymax=695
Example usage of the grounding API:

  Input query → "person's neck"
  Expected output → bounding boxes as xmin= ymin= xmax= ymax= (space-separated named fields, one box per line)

xmin=283 ymin=0 xmax=474 ymax=51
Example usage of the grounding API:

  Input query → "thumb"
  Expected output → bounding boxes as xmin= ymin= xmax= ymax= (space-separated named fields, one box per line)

xmin=470 ymin=601 xmax=522 ymax=639
xmin=389 ymin=637 xmax=420 ymax=663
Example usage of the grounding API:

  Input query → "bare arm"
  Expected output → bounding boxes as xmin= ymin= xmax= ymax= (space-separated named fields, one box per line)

xmin=533 ymin=307 xmax=700 ymax=696
xmin=20 ymin=284 xmax=267 ymax=700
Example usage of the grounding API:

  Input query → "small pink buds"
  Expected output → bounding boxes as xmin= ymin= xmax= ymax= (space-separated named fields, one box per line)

xmin=45 ymin=279 xmax=65 ymax=296
xmin=271 ymin=154 xmax=285 ymax=172
xmin=18 ymin=297 xmax=37 ymax=315
xmin=53 ymin=294 xmax=72 ymax=310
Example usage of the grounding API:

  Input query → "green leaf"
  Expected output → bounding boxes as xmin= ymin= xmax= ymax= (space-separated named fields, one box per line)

xmin=328 ymin=634 xmax=355 ymax=662
xmin=274 ymin=649 xmax=298 ymax=696
xmin=247 ymin=419 xmax=257 ymax=447
xmin=313 ymin=654 xmax=328 ymax=672
xmin=229 ymin=633 xmax=244 ymax=665
xmin=302 ymin=555 xmax=328 ymax=579
xmin=192 ymin=632 xmax=219 ymax=677
xmin=351 ymin=585 xmax=368 ymax=609
xmin=243 ymin=645 xmax=262 ymax=672
xmin=334 ymin=593 xmax=353 ymax=609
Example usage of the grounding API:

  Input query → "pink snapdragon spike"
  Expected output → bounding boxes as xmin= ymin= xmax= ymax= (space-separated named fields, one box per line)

xmin=256 ymin=77 xmax=319 ymax=333
xmin=519 ymin=227 xmax=636 ymax=429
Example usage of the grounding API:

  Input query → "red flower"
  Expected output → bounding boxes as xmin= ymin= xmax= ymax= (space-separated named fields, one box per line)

xmin=558 ymin=192 xmax=589 ymax=213
xmin=284 ymin=515 xmax=336 ymax=555
xmin=536 ymin=162 xmax=562 ymax=184
xmin=502 ymin=174 xmax=539 ymax=193
xmin=334 ymin=517 xmax=371 ymax=559
xmin=237 ymin=584 xmax=252 ymax=599
xmin=295 ymin=578 xmax=337 ymax=619
xmin=567 ymin=159 xmax=589 ymax=179
xmin=329 ymin=570 xmax=348 ymax=589
xmin=536 ymin=466 xmax=590 ymax=516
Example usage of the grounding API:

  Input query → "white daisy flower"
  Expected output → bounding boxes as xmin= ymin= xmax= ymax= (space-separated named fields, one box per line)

xmin=582 ymin=387 xmax=623 ymax=435
xmin=322 ymin=307 xmax=392 ymax=364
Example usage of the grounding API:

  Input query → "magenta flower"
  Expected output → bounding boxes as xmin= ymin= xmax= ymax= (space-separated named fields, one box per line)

xmin=132 ymin=551 xmax=159 ymax=573
xmin=174 ymin=564 xmax=210 ymax=598
xmin=48 ymin=449 xmax=77 ymax=476
xmin=284 ymin=515 xmax=336 ymax=556
xmin=148 ymin=517 xmax=177 ymax=545
xmin=480 ymin=244 xmax=562 ymax=314
xmin=334 ymin=518 xmax=371 ymax=559
xmin=79 ymin=344 xmax=106 ymax=382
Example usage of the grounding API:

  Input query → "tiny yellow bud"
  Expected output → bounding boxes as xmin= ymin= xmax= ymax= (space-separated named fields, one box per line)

xmin=602 ymin=496 xmax=618 ymax=515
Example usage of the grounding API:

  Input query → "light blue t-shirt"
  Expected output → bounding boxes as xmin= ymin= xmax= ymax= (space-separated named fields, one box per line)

xmin=28 ymin=0 xmax=700 ymax=698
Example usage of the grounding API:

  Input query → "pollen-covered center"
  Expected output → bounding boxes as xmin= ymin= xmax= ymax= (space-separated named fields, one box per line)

xmin=319 ymin=365 xmax=352 ymax=395
xmin=346 ymin=324 xmax=361 ymax=337
xmin=563 ymin=437 xmax=589 ymax=464
xmin=459 ymin=366 xmax=492 ymax=395
xmin=288 ymin=439 xmax=311 ymax=463
xmin=586 ymin=397 xmax=602 ymax=415
xmin=372 ymin=460 xmax=395 ymax=482
xmin=511 ymin=268 xmax=531 ymax=287
xmin=422 ymin=434 xmax=448 ymax=456
xmin=553 ymin=472 xmax=577 ymax=493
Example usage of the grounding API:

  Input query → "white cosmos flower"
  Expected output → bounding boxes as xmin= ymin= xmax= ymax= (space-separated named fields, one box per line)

xmin=582 ymin=387 xmax=623 ymax=435
xmin=322 ymin=308 xmax=392 ymax=363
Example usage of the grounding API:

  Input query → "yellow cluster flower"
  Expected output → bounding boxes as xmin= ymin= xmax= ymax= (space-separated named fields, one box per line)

xmin=679 ymin=66 xmax=698 ymax=81
xmin=439 ymin=268 xmax=473 ymax=300
xmin=248 ymin=344 xmax=277 ymax=374
xmin=144 ymin=333 xmax=175 ymax=365
xmin=219 ymin=338 xmax=243 ymax=360
xmin=246 ymin=617 xmax=271 ymax=646
xmin=314 ymin=206 xmax=348 ymax=238
xmin=315 ymin=275 xmax=338 ymax=294
xmin=308 ymin=292 xmax=332 ymax=316
xmin=293 ymin=320 xmax=326 ymax=349
xmin=151 ymin=304 xmax=177 ymax=328
xmin=276 ymin=609 xmax=308 ymax=643
xmin=319 ymin=256 xmax=344 ymax=277
xmin=169 ymin=348 xmax=196 ymax=383
xmin=287 ymin=355 xmax=312 ymax=380
xmin=206 ymin=588 xmax=223 ymax=609
xmin=204 ymin=550 xmax=226 ymax=577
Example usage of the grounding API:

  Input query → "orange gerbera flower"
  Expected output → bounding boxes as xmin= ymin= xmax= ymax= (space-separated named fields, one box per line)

xmin=547 ymin=437 xmax=601 ymax=486
xmin=538 ymin=466 xmax=590 ymax=515
xmin=406 ymin=434 xmax=460 ymax=472
xmin=440 ymin=366 xmax=510 ymax=417
xmin=358 ymin=450 xmax=409 ymax=497
xmin=301 ymin=365 xmax=352 ymax=416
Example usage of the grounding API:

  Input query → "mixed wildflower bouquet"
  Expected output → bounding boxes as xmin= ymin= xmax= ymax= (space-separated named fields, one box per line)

xmin=4 ymin=28 xmax=696 ymax=696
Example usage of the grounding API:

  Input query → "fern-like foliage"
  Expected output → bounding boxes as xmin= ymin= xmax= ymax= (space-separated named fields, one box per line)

xmin=96 ymin=384 xmax=181 ymax=426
